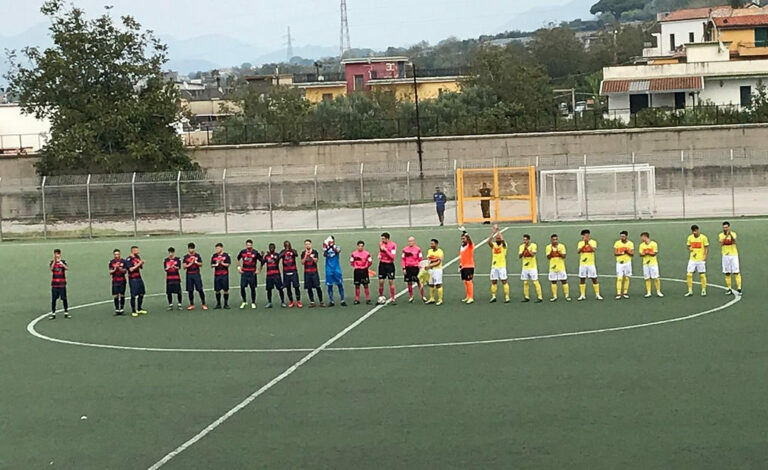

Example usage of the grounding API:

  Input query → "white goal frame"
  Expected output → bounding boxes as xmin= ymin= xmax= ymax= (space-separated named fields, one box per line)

xmin=539 ymin=164 xmax=656 ymax=221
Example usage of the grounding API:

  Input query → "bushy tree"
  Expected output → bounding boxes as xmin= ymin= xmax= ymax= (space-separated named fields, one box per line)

xmin=5 ymin=0 xmax=192 ymax=175
xmin=529 ymin=27 xmax=588 ymax=78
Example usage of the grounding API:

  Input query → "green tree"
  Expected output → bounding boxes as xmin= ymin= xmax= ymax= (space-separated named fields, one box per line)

xmin=590 ymin=0 xmax=646 ymax=21
xmin=5 ymin=0 xmax=191 ymax=175
xmin=529 ymin=27 xmax=587 ymax=78
xmin=467 ymin=45 xmax=553 ymax=118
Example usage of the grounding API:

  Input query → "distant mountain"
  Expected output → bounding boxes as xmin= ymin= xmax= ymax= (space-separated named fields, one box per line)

xmin=253 ymin=45 xmax=339 ymax=65
xmin=162 ymin=34 xmax=264 ymax=72
xmin=497 ymin=0 xmax=596 ymax=32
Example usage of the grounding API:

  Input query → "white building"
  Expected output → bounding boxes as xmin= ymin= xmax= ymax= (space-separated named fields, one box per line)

xmin=644 ymin=6 xmax=733 ymax=58
xmin=0 ymin=104 xmax=50 ymax=154
xmin=601 ymin=41 xmax=768 ymax=120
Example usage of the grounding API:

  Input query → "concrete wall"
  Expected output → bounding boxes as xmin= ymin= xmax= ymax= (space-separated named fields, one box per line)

xmin=3 ymin=124 xmax=768 ymax=182
xmin=0 ymin=104 xmax=50 ymax=152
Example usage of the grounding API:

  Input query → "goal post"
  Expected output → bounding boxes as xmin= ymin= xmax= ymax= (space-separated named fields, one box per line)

xmin=456 ymin=166 xmax=537 ymax=224
xmin=538 ymin=164 xmax=657 ymax=221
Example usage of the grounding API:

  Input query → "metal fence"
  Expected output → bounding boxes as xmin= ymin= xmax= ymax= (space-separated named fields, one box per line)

xmin=1 ymin=147 xmax=766 ymax=240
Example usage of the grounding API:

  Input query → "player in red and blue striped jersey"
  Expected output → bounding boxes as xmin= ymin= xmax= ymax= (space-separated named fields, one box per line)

xmin=49 ymin=249 xmax=69 ymax=319
xmin=183 ymin=242 xmax=207 ymax=311
xmin=127 ymin=246 xmax=147 ymax=317
xmin=211 ymin=243 xmax=232 ymax=309
xmin=280 ymin=241 xmax=302 ymax=308
xmin=262 ymin=243 xmax=286 ymax=308
xmin=302 ymin=239 xmax=324 ymax=307
xmin=237 ymin=239 xmax=262 ymax=309
xmin=164 ymin=247 xmax=183 ymax=310
xmin=109 ymin=249 xmax=128 ymax=315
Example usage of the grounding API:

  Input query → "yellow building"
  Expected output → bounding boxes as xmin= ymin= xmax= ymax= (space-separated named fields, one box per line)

xmin=295 ymin=82 xmax=347 ymax=103
xmin=710 ymin=10 xmax=768 ymax=57
xmin=368 ymin=77 xmax=463 ymax=101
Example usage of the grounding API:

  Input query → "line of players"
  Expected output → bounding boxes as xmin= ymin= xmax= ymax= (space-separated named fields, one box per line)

xmin=47 ymin=222 xmax=742 ymax=319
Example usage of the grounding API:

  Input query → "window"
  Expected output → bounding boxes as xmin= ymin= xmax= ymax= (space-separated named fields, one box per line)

xmin=674 ymin=92 xmax=686 ymax=110
xmin=669 ymin=34 xmax=676 ymax=51
xmin=689 ymin=32 xmax=695 ymax=43
xmin=756 ymin=28 xmax=768 ymax=47
xmin=629 ymin=94 xmax=650 ymax=114
xmin=353 ymin=74 xmax=364 ymax=91
xmin=322 ymin=93 xmax=333 ymax=102
xmin=740 ymin=86 xmax=752 ymax=107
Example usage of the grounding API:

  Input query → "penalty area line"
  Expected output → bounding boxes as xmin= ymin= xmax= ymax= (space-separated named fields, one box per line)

xmin=146 ymin=229 xmax=508 ymax=469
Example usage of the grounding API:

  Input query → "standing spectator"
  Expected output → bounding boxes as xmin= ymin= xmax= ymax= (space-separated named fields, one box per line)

xmin=479 ymin=182 xmax=492 ymax=224
xmin=433 ymin=186 xmax=447 ymax=226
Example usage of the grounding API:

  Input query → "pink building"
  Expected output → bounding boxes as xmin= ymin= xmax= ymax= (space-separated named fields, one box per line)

xmin=341 ymin=57 xmax=408 ymax=93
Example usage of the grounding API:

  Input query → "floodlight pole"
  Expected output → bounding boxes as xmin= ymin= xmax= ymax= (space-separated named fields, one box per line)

xmin=412 ymin=63 xmax=424 ymax=179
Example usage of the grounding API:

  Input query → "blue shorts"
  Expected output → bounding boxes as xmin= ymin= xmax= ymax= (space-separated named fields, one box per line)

xmin=283 ymin=272 xmax=300 ymax=289
xmin=186 ymin=274 xmax=203 ymax=292
xmin=304 ymin=272 xmax=321 ymax=290
xmin=240 ymin=272 xmax=257 ymax=288
xmin=112 ymin=283 xmax=126 ymax=296
xmin=325 ymin=270 xmax=343 ymax=286
xmin=214 ymin=275 xmax=229 ymax=292
xmin=266 ymin=276 xmax=283 ymax=290
xmin=129 ymin=278 xmax=146 ymax=296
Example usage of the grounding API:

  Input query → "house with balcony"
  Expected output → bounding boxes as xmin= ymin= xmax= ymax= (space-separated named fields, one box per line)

xmin=603 ymin=5 xmax=768 ymax=121
xmin=293 ymin=57 xmax=466 ymax=103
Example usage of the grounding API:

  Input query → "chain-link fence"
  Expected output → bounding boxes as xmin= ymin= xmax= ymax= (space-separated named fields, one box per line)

xmin=1 ymin=148 xmax=766 ymax=240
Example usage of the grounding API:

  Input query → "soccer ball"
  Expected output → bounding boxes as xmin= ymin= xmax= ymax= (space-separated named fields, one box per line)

xmin=377 ymin=296 xmax=387 ymax=305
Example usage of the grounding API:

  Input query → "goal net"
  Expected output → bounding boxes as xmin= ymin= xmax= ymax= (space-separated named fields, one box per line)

xmin=456 ymin=167 xmax=537 ymax=224
xmin=538 ymin=164 xmax=656 ymax=221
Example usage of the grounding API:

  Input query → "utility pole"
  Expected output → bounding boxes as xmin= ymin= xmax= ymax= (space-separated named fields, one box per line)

xmin=412 ymin=63 xmax=424 ymax=179
xmin=285 ymin=26 xmax=293 ymax=62
xmin=340 ymin=0 xmax=351 ymax=59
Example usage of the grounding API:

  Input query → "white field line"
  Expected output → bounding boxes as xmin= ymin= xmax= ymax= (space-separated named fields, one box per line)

xmin=144 ymin=229 xmax=508 ymax=469
xmin=27 ymin=274 xmax=736 ymax=354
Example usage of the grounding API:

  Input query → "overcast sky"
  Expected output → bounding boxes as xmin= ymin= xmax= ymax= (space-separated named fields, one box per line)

xmin=0 ymin=0 xmax=589 ymax=49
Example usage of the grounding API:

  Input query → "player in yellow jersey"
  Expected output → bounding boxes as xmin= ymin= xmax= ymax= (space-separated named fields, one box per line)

xmin=577 ymin=229 xmax=603 ymax=301
xmin=487 ymin=225 xmax=510 ymax=303
xmin=425 ymin=239 xmax=445 ymax=306
xmin=519 ymin=234 xmax=543 ymax=303
xmin=546 ymin=234 xmax=570 ymax=302
xmin=685 ymin=224 xmax=709 ymax=297
xmin=638 ymin=231 xmax=663 ymax=298
xmin=719 ymin=221 xmax=742 ymax=296
xmin=613 ymin=230 xmax=634 ymax=300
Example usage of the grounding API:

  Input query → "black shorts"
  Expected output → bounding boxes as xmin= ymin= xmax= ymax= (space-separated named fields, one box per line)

xmin=304 ymin=272 xmax=320 ymax=290
xmin=283 ymin=272 xmax=300 ymax=289
xmin=186 ymin=274 xmax=203 ymax=292
xmin=166 ymin=281 xmax=181 ymax=294
xmin=240 ymin=272 xmax=257 ymax=288
xmin=266 ymin=276 xmax=283 ymax=290
xmin=461 ymin=268 xmax=475 ymax=281
xmin=214 ymin=275 xmax=229 ymax=292
xmin=112 ymin=283 xmax=126 ymax=296
xmin=129 ymin=278 xmax=146 ymax=296
xmin=52 ymin=286 xmax=67 ymax=301
xmin=378 ymin=262 xmax=395 ymax=280
xmin=404 ymin=266 xmax=420 ymax=283
xmin=354 ymin=269 xmax=370 ymax=286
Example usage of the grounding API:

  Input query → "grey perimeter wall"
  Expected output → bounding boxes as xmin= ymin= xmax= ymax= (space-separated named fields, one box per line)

xmin=2 ymin=124 xmax=768 ymax=179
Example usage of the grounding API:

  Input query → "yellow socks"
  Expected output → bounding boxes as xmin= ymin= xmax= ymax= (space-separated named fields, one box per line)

xmin=523 ymin=281 xmax=530 ymax=299
xmin=724 ymin=274 xmax=732 ymax=289
xmin=594 ymin=283 xmax=600 ymax=296
xmin=533 ymin=281 xmax=543 ymax=300
xmin=735 ymin=273 xmax=742 ymax=290
xmin=654 ymin=278 xmax=661 ymax=293
xmin=563 ymin=283 xmax=570 ymax=298
xmin=645 ymin=279 xmax=652 ymax=295
xmin=551 ymin=283 xmax=559 ymax=298
xmin=686 ymin=273 xmax=693 ymax=291
xmin=491 ymin=283 xmax=498 ymax=296
xmin=623 ymin=277 xmax=630 ymax=295
xmin=503 ymin=283 xmax=510 ymax=299
xmin=580 ymin=284 xmax=586 ymax=297
xmin=616 ymin=278 xmax=623 ymax=296
xmin=438 ymin=287 xmax=444 ymax=302
xmin=429 ymin=286 xmax=436 ymax=301
xmin=700 ymin=274 xmax=707 ymax=291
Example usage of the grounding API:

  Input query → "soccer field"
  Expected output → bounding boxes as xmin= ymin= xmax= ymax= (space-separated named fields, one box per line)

xmin=2 ymin=218 xmax=767 ymax=469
